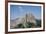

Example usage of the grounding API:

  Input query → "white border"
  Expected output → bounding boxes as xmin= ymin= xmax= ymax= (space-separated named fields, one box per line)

xmin=8 ymin=2 xmax=43 ymax=32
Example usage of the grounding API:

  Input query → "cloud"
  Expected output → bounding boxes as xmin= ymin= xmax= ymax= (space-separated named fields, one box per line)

xmin=18 ymin=6 xmax=24 ymax=12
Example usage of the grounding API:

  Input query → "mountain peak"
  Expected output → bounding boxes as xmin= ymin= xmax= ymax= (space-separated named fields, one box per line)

xmin=10 ymin=13 xmax=37 ymax=28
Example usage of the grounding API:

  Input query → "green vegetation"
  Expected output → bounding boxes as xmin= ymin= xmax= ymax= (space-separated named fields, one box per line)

xmin=36 ymin=19 xmax=41 ymax=27
xmin=14 ymin=19 xmax=41 ymax=28
xmin=14 ymin=22 xmax=36 ymax=28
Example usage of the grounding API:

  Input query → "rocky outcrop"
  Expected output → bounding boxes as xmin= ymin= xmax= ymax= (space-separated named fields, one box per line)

xmin=10 ymin=13 xmax=36 ymax=28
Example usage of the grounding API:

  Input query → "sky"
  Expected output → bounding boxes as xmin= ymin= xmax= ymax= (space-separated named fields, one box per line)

xmin=10 ymin=5 xmax=41 ymax=20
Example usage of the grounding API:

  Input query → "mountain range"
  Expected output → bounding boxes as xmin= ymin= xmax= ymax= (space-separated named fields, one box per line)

xmin=10 ymin=13 xmax=41 ymax=29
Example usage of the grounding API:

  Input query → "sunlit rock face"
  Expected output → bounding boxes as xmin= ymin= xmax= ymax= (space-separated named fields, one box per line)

xmin=10 ymin=13 xmax=36 ymax=28
xmin=26 ymin=13 xmax=36 ymax=24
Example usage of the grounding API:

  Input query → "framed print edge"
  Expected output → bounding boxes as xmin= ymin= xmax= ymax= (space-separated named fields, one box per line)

xmin=5 ymin=0 xmax=45 ymax=33
xmin=5 ymin=0 xmax=8 ymax=34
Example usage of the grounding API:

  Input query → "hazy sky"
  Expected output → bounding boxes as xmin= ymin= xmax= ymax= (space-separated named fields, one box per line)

xmin=10 ymin=5 xmax=41 ymax=20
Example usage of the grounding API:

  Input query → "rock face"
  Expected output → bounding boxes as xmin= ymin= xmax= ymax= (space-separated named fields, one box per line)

xmin=26 ymin=13 xmax=36 ymax=24
xmin=10 ymin=13 xmax=36 ymax=28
